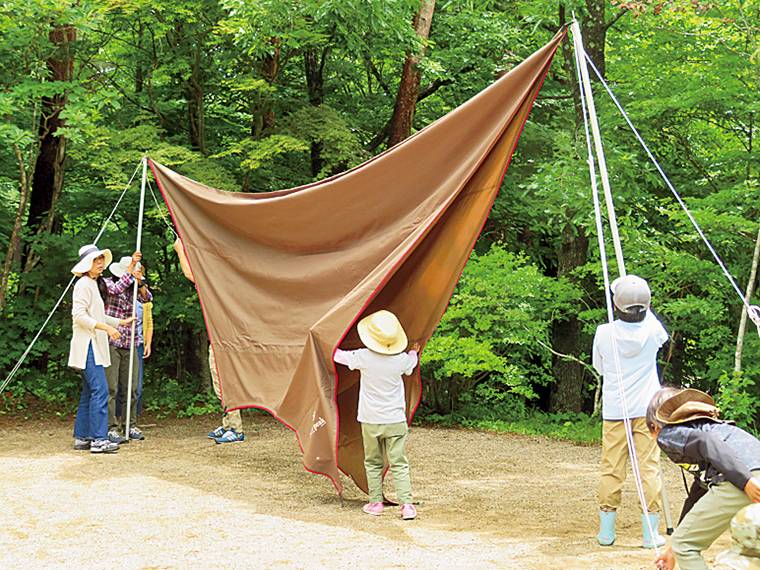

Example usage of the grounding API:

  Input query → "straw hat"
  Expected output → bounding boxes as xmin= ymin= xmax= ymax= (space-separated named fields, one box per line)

xmin=71 ymin=244 xmax=112 ymax=277
xmin=656 ymin=388 xmax=719 ymax=425
xmin=357 ymin=310 xmax=408 ymax=355
xmin=109 ymin=256 xmax=134 ymax=278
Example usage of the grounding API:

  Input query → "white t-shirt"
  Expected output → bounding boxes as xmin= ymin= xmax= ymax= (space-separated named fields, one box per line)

xmin=334 ymin=348 xmax=417 ymax=424
xmin=593 ymin=310 xmax=668 ymax=421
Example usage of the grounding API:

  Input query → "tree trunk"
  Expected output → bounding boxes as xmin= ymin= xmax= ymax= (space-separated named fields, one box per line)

xmin=187 ymin=41 xmax=207 ymax=155
xmin=582 ymin=0 xmax=607 ymax=79
xmin=549 ymin=221 xmax=589 ymax=413
xmin=304 ymin=46 xmax=326 ymax=178
xmin=0 ymin=145 xmax=36 ymax=313
xmin=385 ymin=0 xmax=435 ymax=149
xmin=25 ymin=24 xmax=75 ymax=270
xmin=735 ymin=226 xmax=760 ymax=372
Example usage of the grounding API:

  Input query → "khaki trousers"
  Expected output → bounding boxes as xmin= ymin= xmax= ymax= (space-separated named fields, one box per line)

xmin=671 ymin=469 xmax=760 ymax=570
xmin=599 ymin=417 xmax=661 ymax=513
xmin=208 ymin=345 xmax=243 ymax=433
xmin=362 ymin=422 xmax=413 ymax=505
xmin=106 ymin=345 xmax=140 ymax=431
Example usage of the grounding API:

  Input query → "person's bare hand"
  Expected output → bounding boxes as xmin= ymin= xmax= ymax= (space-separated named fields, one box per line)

xmin=120 ymin=316 xmax=137 ymax=327
xmin=106 ymin=326 xmax=121 ymax=341
xmin=411 ymin=342 xmax=421 ymax=352
xmin=654 ymin=546 xmax=675 ymax=570
xmin=134 ymin=268 xmax=143 ymax=282
xmin=745 ymin=477 xmax=760 ymax=502
xmin=143 ymin=345 xmax=151 ymax=358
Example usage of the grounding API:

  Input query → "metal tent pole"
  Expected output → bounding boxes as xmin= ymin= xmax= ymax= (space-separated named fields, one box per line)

xmin=571 ymin=20 xmax=670 ymax=551
xmin=570 ymin=20 xmax=625 ymax=278
xmin=125 ymin=154 xmax=148 ymax=439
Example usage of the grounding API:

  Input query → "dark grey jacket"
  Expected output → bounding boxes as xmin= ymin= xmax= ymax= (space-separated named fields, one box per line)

xmin=658 ymin=419 xmax=760 ymax=520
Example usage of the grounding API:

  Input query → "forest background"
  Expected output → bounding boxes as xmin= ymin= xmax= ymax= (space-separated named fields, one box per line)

xmin=2 ymin=0 xmax=759 ymax=443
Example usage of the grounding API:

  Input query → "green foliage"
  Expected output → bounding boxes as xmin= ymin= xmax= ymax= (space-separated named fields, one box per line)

xmin=417 ymin=393 xmax=602 ymax=445
xmin=716 ymin=370 xmax=758 ymax=433
xmin=142 ymin=376 xmax=219 ymax=419
xmin=421 ymin=244 xmax=584 ymax=414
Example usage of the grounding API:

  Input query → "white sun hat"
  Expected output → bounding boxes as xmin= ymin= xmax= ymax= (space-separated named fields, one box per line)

xmin=71 ymin=244 xmax=112 ymax=277
xmin=357 ymin=310 xmax=408 ymax=355
xmin=109 ymin=256 xmax=134 ymax=278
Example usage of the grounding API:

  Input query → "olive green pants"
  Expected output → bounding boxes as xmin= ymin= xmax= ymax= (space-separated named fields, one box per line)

xmin=362 ymin=421 xmax=413 ymax=505
xmin=671 ymin=469 xmax=760 ymax=570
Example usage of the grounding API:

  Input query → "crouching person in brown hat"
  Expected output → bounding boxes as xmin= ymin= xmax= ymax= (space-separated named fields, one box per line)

xmin=646 ymin=388 xmax=760 ymax=570
xmin=333 ymin=310 xmax=420 ymax=520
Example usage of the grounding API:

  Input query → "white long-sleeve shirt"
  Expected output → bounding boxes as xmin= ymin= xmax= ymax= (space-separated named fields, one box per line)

xmin=68 ymin=276 xmax=120 ymax=369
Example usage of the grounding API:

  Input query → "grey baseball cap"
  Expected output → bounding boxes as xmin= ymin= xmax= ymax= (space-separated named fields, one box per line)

xmin=611 ymin=274 xmax=651 ymax=313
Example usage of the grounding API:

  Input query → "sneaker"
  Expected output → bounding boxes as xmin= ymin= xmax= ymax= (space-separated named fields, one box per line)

xmin=90 ymin=439 xmax=119 ymax=453
xmin=207 ymin=426 xmax=225 ymax=439
xmin=363 ymin=502 xmax=383 ymax=516
xmin=129 ymin=427 xmax=145 ymax=441
xmin=214 ymin=430 xmax=244 ymax=444
xmin=108 ymin=430 xmax=127 ymax=444
xmin=401 ymin=504 xmax=417 ymax=520
xmin=74 ymin=438 xmax=90 ymax=451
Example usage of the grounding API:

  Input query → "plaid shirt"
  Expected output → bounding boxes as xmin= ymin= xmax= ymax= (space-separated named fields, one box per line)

xmin=104 ymin=273 xmax=153 ymax=349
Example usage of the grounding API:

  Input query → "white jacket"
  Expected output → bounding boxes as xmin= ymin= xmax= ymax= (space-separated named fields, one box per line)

xmin=68 ymin=277 xmax=120 ymax=369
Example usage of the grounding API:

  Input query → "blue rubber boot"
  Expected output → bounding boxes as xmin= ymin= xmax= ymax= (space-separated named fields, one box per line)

xmin=642 ymin=513 xmax=667 ymax=549
xmin=598 ymin=510 xmax=616 ymax=546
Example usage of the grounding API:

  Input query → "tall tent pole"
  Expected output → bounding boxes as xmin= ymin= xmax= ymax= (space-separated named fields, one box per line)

xmin=125 ymin=154 xmax=148 ymax=438
xmin=570 ymin=20 xmax=626 ymax=278
xmin=571 ymin=20 xmax=668 ymax=549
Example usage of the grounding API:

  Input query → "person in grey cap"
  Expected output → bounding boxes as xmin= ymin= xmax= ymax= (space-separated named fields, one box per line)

xmin=593 ymin=274 xmax=669 ymax=548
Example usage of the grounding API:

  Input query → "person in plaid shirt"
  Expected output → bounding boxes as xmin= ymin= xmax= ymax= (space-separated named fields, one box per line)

xmin=104 ymin=251 xmax=153 ymax=444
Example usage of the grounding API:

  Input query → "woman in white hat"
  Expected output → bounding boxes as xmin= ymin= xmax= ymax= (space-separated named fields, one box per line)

xmin=69 ymin=244 xmax=136 ymax=453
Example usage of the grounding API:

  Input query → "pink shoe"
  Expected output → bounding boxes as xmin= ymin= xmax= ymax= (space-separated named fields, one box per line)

xmin=363 ymin=502 xmax=383 ymax=515
xmin=401 ymin=504 xmax=417 ymax=520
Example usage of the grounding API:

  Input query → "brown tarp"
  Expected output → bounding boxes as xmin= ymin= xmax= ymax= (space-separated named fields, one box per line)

xmin=151 ymin=30 xmax=565 ymax=495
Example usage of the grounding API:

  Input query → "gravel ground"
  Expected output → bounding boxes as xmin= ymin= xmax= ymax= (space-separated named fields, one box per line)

xmin=0 ymin=411 xmax=731 ymax=569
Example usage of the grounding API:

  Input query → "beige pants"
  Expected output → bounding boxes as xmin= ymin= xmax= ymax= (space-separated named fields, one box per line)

xmin=671 ymin=469 xmax=760 ymax=570
xmin=208 ymin=345 xmax=243 ymax=433
xmin=599 ymin=417 xmax=661 ymax=512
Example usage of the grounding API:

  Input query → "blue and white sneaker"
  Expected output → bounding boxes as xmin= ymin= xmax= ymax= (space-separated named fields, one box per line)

xmin=108 ymin=430 xmax=127 ymax=445
xmin=129 ymin=427 xmax=145 ymax=441
xmin=74 ymin=438 xmax=91 ymax=451
xmin=215 ymin=430 xmax=244 ymax=444
xmin=90 ymin=439 xmax=119 ymax=453
xmin=207 ymin=426 xmax=225 ymax=439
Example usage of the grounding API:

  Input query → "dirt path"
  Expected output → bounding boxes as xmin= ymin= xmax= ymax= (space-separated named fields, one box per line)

xmin=0 ymin=412 xmax=730 ymax=569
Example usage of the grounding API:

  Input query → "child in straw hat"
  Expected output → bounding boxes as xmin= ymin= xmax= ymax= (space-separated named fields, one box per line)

xmin=646 ymin=387 xmax=760 ymax=570
xmin=334 ymin=310 xmax=420 ymax=520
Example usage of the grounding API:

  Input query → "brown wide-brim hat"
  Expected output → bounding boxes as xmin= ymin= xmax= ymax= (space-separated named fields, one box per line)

xmin=656 ymin=388 xmax=720 ymax=425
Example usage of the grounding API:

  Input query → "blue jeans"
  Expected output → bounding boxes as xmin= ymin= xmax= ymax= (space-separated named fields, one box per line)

xmin=73 ymin=343 xmax=109 ymax=441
